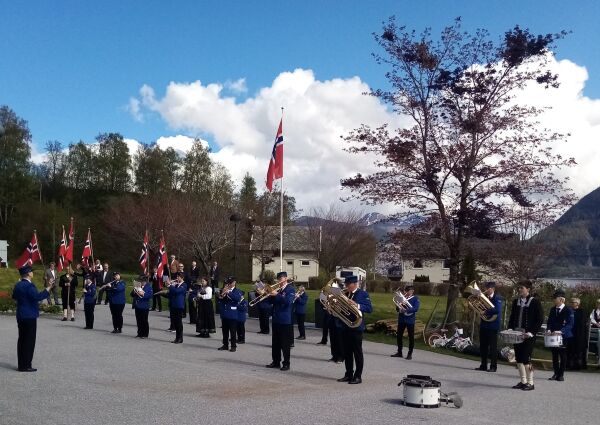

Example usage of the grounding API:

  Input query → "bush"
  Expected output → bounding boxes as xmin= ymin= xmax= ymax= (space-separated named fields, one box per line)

xmin=40 ymin=304 xmax=62 ymax=314
xmin=414 ymin=282 xmax=435 ymax=296
xmin=414 ymin=275 xmax=430 ymax=283
xmin=0 ymin=297 xmax=16 ymax=312
xmin=308 ymin=275 xmax=328 ymax=290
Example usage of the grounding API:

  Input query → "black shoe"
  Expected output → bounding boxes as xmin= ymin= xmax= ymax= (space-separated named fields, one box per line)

xmin=556 ymin=376 xmax=564 ymax=381
xmin=70 ymin=318 xmax=75 ymax=321
xmin=521 ymin=383 xmax=535 ymax=391
xmin=117 ymin=329 xmax=122 ymax=333
xmin=337 ymin=376 xmax=351 ymax=382
xmin=317 ymin=341 xmax=327 ymax=345
xmin=548 ymin=374 xmax=557 ymax=380
xmin=171 ymin=339 xmax=182 ymax=344
xmin=18 ymin=368 xmax=37 ymax=372
xmin=487 ymin=366 xmax=497 ymax=372
xmin=150 ymin=308 xmax=155 ymax=311
xmin=296 ymin=336 xmax=306 ymax=340
xmin=217 ymin=345 xmax=228 ymax=351
xmin=104 ymin=302 xmax=108 ymax=305
xmin=61 ymin=318 xmax=67 ymax=321
xmin=111 ymin=329 xmax=119 ymax=333
xmin=334 ymin=359 xmax=343 ymax=364
xmin=474 ymin=365 xmax=487 ymax=371
xmin=328 ymin=357 xmax=336 ymax=362
xmin=390 ymin=352 xmax=403 ymax=358
xmin=349 ymin=377 xmax=362 ymax=384
xmin=266 ymin=363 xmax=280 ymax=368
xmin=280 ymin=365 xmax=290 ymax=371
xmin=229 ymin=347 xmax=236 ymax=352
xmin=406 ymin=353 xmax=412 ymax=360
xmin=237 ymin=340 xmax=245 ymax=344
xmin=290 ymin=344 xmax=294 ymax=348
xmin=84 ymin=327 xmax=92 ymax=330
xmin=512 ymin=382 xmax=526 ymax=389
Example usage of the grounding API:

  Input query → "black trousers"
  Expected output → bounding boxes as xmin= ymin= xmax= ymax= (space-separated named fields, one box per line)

xmin=84 ymin=303 xmax=95 ymax=328
xmin=296 ymin=313 xmax=306 ymax=337
xmin=182 ymin=297 xmax=187 ymax=318
xmin=221 ymin=318 xmax=237 ymax=348
xmin=397 ymin=322 xmax=415 ymax=353
xmin=272 ymin=323 xmax=292 ymax=366
xmin=329 ymin=323 xmax=344 ymax=361
xmin=17 ymin=319 xmax=37 ymax=370
xmin=97 ymin=288 xmax=107 ymax=304
xmin=479 ymin=328 xmax=498 ymax=368
xmin=258 ymin=308 xmax=270 ymax=333
xmin=152 ymin=294 xmax=162 ymax=311
xmin=342 ymin=328 xmax=364 ymax=378
xmin=514 ymin=337 xmax=536 ymax=364
xmin=109 ymin=303 xmax=125 ymax=331
xmin=135 ymin=308 xmax=150 ymax=337
xmin=61 ymin=293 xmax=76 ymax=310
xmin=188 ymin=298 xmax=197 ymax=324
xmin=320 ymin=312 xmax=330 ymax=343
xmin=171 ymin=308 xmax=183 ymax=340
xmin=237 ymin=321 xmax=245 ymax=342
xmin=552 ymin=346 xmax=567 ymax=377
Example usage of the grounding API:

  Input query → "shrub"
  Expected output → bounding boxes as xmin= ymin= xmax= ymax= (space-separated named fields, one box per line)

xmin=414 ymin=282 xmax=435 ymax=296
xmin=0 ymin=298 xmax=16 ymax=312
xmin=40 ymin=304 xmax=62 ymax=314
xmin=308 ymin=275 xmax=328 ymax=290
xmin=414 ymin=275 xmax=430 ymax=283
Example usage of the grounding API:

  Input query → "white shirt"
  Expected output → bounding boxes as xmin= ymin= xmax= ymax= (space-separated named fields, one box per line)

xmin=200 ymin=286 xmax=212 ymax=300
xmin=590 ymin=309 xmax=600 ymax=326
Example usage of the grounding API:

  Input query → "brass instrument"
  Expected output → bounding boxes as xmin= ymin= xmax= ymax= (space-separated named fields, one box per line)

xmin=293 ymin=287 xmax=305 ymax=302
xmin=466 ymin=282 xmax=497 ymax=322
xmin=393 ymin=290 xmax=413 ymax=312
xmin=319 ymin=279 xmax=363 ymax=328
xmin=249 ymin=281 xmax=284 ymax=307
xmin=77 ymin=278 xmax=95 ymax=304
xmin=218 ymin=282 xmax=235 ymax=300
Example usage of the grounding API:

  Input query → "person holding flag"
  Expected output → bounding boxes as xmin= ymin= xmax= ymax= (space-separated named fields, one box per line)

xmin=81 ymin=228 xmax=93 ymax=269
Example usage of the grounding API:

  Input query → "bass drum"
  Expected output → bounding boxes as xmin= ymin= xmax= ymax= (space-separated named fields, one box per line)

xmin=398 ymin=375 xmax=441 ymax=408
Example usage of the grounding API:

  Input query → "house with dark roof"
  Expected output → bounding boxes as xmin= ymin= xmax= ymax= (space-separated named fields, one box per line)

xmin=250 ymin=225 xmax=321 ymax=283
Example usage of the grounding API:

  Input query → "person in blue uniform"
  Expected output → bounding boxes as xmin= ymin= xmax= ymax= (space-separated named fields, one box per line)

xmin=217 ymin=277 xmax=243 ymax=352
xmin=329 ymin=280 xmax=345 ymax=363
xmin=256 ymin=280 xmax=272 ymax=335
xmin=82 ymin=276 xmax=97 ymax=329
xmin=105 ymin=272 xmax=126 ymax=334
xmin=265 ymin=271 xmax=296 ymax=371
xmin=337 ymin=275 xmax=372 ymax=384
xmin=474 ymin=281 xmax=502 ymax=372
xmin=546 ymin=289 xmax=574 ymax=382
xmin=237 ymin=290 xmax=248 ymax=344
xmin=391 ymin=284 xmax=420 ymax=360
xmin=294 ymin=286 xmax=308 ymax=340
xmin=166 ymin=273 xmax=187 ymax=344
xmin=12 ymin=265 xmax=53 ymax=372
xmin=132 ymin=275 xmax=153 ymax=338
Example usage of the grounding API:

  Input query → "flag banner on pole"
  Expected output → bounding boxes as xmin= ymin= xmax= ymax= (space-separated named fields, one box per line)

xmin=65 ymin=219 xmax=74 ymax=264
xmin=139 ymin=230 xmax=149 ymax=274
xmin=266 ymin=118 xmax=283 ymax=192
xmin=15 ymin=232 xmax=42 ymax=269
xmin=82 ymin=229 xmax=93 ymax=267
xmin=57 ymin=226 xmax=67 ymax=272
xmin=155 ymin=235 xmax=168 ymax=279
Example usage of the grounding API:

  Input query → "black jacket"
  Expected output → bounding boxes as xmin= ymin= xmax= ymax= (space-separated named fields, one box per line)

xmin=508 ymin=295 xmax=544 ymax=334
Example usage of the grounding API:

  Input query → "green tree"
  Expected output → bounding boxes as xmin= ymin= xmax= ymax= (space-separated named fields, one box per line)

xmin=181 ymin=139 xmax=211 ymax=196
xmin=134 ymin=144 xmax=180 ymax=194
xmin=96 ymin=132 xmax=131 ymax=193
xmin=237 ymin=173 xmax=257 ymax=217
xmin=65 ymin=141 xmax=95 ymax=190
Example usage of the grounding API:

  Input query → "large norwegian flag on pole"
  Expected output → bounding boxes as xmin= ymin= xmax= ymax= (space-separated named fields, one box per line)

xmin=266 ymin=118 xmax=283 ymax=192
xmin=155 ymin=233 xmax=168 ymax=280
xmin=81 ymin=228 xmax=93 ymax=267
xmin=15 ymin=231 xmax=43 ymax=269
xmin=57 ymin=225 xmax=67 ymax=272
xmin=65 ymin=218 xmax=74 ymax=265
xmin=139 ymin=230 xmax=149 ymax=274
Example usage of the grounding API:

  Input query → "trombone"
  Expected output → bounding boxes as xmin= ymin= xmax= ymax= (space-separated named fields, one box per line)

xmin=249 ymin=281 xmax=285 ymax=306
xmin=319 ymin=278 xmax=363 ymax=328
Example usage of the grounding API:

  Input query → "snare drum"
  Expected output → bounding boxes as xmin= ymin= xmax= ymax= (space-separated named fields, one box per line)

xmin=398 ymin=375 xmax=441 ymax=408
xmin=500 ymin=330 xmax=525 ymax=344
xmin=544 ymin=334 xmax=563 ymax=348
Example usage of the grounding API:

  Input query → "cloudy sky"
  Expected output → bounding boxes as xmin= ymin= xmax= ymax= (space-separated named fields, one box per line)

xmin=2 ymin=1 xmax=600 ymax=213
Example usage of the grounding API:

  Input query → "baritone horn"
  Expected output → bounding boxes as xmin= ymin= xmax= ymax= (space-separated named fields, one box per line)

xmin=319 ymin=279 xmax=362 ymax=329
xmin=392 ymin=290 xmax=413 ymax=312
xmin=466 ymin=282 xmax=497 ymax=322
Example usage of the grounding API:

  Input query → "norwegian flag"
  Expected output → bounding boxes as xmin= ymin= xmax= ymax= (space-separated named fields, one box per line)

xmin=57 ymin=225 xmax=67 ymax=272
xmin=266 ymin=118 xmax=283 ymax=192
xmin=65 ymin=219 xmax=74 ymax=264
xmin=139 ymin=230 xmax=149 ymax=274
xmin=155 ymin=235 xmax=168 ymax=279
xmin=15 ymin=232 xmax=43 ymax=269
xmin=81 ymin=228 xmax=93 ymax=267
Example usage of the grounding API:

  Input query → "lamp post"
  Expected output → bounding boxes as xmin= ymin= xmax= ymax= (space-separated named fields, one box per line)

xmin=230 ymin=213 xmax=242 ymax=276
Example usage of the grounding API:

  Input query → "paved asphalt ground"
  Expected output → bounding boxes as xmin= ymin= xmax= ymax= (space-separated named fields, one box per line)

xmin=0 ymin=306 xmax=597 ymax=425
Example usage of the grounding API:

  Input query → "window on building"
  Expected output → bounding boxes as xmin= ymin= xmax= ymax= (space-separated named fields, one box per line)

xmin=413 ymin=259 xmax=423 ymax=269
xmin=287 ymin=261 xmax=293 ymax=265
xmin=442 ymin=259 xmax=450 ymax=269
xmin=300 ymin=260 xmax=310 ymax=267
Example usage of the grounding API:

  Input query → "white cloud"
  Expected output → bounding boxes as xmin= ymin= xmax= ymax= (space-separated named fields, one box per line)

xmin=225 ymin=78 xmax=247 ymax=94
xmin=127 ymin=97 xmax=143 ymax=122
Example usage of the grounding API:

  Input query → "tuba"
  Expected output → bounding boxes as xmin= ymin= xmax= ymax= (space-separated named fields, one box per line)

xmin=319 ymin=279 xmax=363 ymax=328
xmin=466 ymin=282 xmax=497 ymax=322
xmin=249 ymin=281 xmax=284 ymax=307
xmin=393 ymin=290 xmax=413 ymax=312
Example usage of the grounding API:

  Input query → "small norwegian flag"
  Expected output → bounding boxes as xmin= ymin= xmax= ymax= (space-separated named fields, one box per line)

xmin=139 ymin=230 xmax=149 ymax=274
xmin=266 ymin=118 xmax=283 ymax=192
xmin=65 ymin=219 xmax=74 ymax=264
xmin=15 ymin=232 xmax=43 ymax=269
xmin=155 ymin=235 xmax=168 ymax=279
xmin=57 ymin=226 xmax=67 ymax=272
xmin=81 ymin=229 xmax=93 ymax=267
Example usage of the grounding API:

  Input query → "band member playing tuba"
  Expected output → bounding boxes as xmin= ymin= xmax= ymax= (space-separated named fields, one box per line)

xmin=507 ymin=280 xmax=543 ymax=391
xmin=82 ymin=276 xmax=97 ymax=329
xmin=546 ymin=289 xmax=574 ymax=382
xmin=217 ymin=277 xmax=243 ymax=352
xmin=132 ymin=274 xmax=153 ymax=339
xmin=391 ymin=284 xmax=420 ymax=360
xmin=294 ymin=286 xmax=308 ymax=340
xmin=474 ymin=281 xmax=503 ymax=372
xmin=265 ymin=272 xmax=295 ymax=371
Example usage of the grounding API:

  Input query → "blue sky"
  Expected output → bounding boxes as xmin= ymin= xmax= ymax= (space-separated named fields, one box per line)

xmin=2 ymin=0 xmax=599 ymax=149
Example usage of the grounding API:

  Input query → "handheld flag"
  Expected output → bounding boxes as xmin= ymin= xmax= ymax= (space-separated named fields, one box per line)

xmin=57 ymin=226 xmax=67 ymax=272
xmin=65 ymin=218 xmax=74 ymax=264
xmin=139 ymin=230 xmax=149 ymax=274
xmin=15 ymin=231 xmax=43 ymax=269
xmin=81 ymin=228 xmax=93 ymax=267
xmin=155 ymin=234 xmax=168 ymax=279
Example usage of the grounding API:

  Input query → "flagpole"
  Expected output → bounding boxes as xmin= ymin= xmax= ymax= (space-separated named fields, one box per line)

xmin=35 ymin=230 xmax=46 ymax=271
xmin=89 ymin=228 xmax=95 ymax=269
xmin=279 ymin=107 xmax=284 ymax=272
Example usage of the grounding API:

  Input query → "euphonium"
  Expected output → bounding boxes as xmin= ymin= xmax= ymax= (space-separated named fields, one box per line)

xmin=249 ymin=281 xmax=284 ymax=307
xmin=392 ymin=290 xmax=413 ymax=312
xmin=466 ymin=282 xmax=497 ymax=322
xmin=319 ymin=279 xmax=363 ymax=329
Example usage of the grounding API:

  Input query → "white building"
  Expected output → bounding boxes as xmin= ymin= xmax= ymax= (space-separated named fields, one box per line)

xmin=250 ymin=226 xmax=320 ymax=283
xmin=0 ymin=240 xmax=8 ymax=267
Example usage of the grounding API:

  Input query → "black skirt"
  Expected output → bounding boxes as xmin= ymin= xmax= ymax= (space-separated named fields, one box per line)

xmin=196 ymin=298 xmax=216 ymax=333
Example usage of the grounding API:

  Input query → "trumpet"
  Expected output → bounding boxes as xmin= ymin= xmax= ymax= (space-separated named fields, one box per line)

xmin=249 ymin=281 xmax=284 ymax=306
xmin=393 ymin=290 xmax=413 ymax=312
xmin=466 ymin=281 xmax=497 ymax=322
xmin=319 ymin=279 xmax=363 ymax=328
xmin=218 ymin=282 xmax=234 ymax=299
